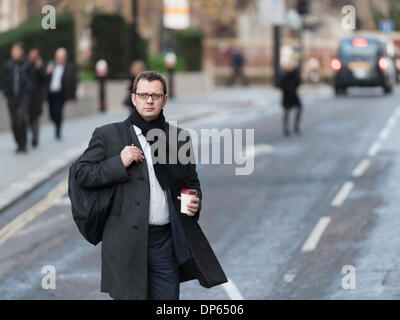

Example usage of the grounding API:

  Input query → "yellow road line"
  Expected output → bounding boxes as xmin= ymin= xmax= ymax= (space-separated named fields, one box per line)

xmin=0 ymin=178 xmax=68 ymax=246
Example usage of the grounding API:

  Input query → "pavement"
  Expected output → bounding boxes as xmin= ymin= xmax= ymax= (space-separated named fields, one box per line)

xmin=0 ymin=83 xmax=330 ymax=214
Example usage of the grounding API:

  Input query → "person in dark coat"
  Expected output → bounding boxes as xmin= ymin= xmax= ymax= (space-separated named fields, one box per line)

xmin=226 ymin=47 xmax=249 ymax=86
xmin=1 ymin=42 xmax=33 ymax=153
xmin=278 ymin=53 xmax=303 ymax=137
xmin=73 ymin=71 xmax=227 ymax=300
xmin=27 ymin=48 xmax=46 ymax=148
xmin=46 ymin=47 xmax=78 ymax=140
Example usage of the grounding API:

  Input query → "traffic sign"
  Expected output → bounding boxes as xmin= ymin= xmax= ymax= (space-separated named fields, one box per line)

xmin=380 ymin=19 xmax=394 ymax=33
xmin=163 ymin=0 xmax=190 ymax=30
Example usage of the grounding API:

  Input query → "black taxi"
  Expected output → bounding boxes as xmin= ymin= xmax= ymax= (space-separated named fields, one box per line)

xmin=331 ymin=35 xmax=396 ymax=96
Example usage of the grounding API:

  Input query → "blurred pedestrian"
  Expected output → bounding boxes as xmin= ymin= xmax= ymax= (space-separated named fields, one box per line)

xmin=278 ymin=51 xmax=303 ymax=137
xmin=1 ymin=42 xmax=33 ymax=153
xmin=46 ymin=47 xmax=78 ymax=140
xmin=123 ymin=60 xmax=146 ymax=109
xmin=226 ymin=47 xmax=249 ymax=86
xmin=27 ymin=48 xmax=46 ymax=148
xmin=305 ymin=57 xmax=321 ymax=84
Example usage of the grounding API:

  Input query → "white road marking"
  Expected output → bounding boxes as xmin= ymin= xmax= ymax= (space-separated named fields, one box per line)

xmin=0 ymin=179 xmax=68 ymax=246
xmin=58 ymin=272 xmax=100 ymax=280
xmin=352 ymin=159 xmax=371 ymax=178
xmin=301 ymin=216 xmax=331 ymax=252
xmin=379 ymin=127 xmax=391 ymax=141
xmin=331 ymin=181 xmax=354 ymax=207
xmin=253 ymin=144 xmax=274 ymax=156
xmin=368 ymin=142 xmax=381 ymax=157
xmin=222 ymin=278 xmax=245 ymax=300
xmin=283 ymin=274 xmax=296 ymax=283
xmin=387 ymin=117 xmax=397 ymax=129
xmin=236 ymin=144 xmax=274 ymax=160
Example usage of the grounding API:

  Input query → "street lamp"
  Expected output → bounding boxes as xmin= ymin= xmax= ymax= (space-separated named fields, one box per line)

xmin=165 ymin=52 xmax=177 ymax=98
xmin=95 ymin=59 xmax=108 ymax=112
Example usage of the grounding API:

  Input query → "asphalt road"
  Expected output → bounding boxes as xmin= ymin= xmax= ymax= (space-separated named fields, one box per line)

xmin=1 ymin=85 xmax=400 ymax=300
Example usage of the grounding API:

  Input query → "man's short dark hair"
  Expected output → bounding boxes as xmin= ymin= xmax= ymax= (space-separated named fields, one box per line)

xmin=132 ymin=71 xmax=168 ymax=95
xmin=12 ymin=41 xmax=25 ymax=50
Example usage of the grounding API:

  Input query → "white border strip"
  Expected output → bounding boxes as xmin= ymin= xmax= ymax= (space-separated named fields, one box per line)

xmin=331 ymin=181 xmax=354 ymax=207
xmin=301 ymin=216 xmax=331 ymax=252
xmin=222 ymin=278 xmax=245 ymax=300
xmin=352 ymin=159 xmax=371 ymax=178
xmin=368 ymin=142 xmax=381 ymax=157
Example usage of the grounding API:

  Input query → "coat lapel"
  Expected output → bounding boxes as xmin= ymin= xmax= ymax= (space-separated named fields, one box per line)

xmin=128 ymin=123 xmax=150 ymax=184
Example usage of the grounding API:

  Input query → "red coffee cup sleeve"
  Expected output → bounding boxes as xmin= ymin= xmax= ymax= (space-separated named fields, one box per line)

xmin=181 ymin=189 xmax=197 ymax=195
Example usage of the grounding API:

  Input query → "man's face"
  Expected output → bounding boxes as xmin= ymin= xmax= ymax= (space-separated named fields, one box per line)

xmin=28 ymin=49 xmax=39 ymax=63
xmin=11 ymin=45 xmax=23 ymax=61
xmin=55 ymin=49 xmax=67 ymax=64
xmin=132 ymin=79 xmax=168 ymax=121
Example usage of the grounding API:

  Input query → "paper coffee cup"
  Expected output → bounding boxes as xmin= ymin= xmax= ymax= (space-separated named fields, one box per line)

xmin=180 ymin=189 xmax=197 ymax=214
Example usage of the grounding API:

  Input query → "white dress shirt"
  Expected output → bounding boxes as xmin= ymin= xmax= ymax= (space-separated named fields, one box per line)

xmin=49 ymin=64 xmax=65 ymax=93
xmin=133 ymin=125 xmax=170 ymax=225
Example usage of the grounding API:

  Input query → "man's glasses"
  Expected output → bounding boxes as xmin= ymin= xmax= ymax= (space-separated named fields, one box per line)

xmin=135 ymin=92 xmax=164 ymax=101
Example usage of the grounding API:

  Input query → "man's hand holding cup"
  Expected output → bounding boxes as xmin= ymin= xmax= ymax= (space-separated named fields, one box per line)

xmin=178 ymin=189 xmax=199 ymax=216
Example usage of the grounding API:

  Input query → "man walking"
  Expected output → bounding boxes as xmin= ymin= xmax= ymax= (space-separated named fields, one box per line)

xmin=2 ymin=42 xmax=33 ymax=153
xmin=72 ymin=71 xmax=227 ymax=300
xmin=46 ymin=47 xmax=77 ymax=140
xmin=27 ymin=48 xmax=46 ymax=148
xmin=226 ymin=47 xmax=249 ymax=86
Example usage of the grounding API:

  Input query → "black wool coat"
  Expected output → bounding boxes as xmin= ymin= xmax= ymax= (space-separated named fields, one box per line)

xmin=2 ymin=58 xmax=33 ymax=99
xmin=29 ymin=63 xmax=46 ymax=118
xmin=74 ymin=117 xmax=227 ymax=300
xmin=279 ymin=67 xmax=302 ymax=109
xmin=46 ymin=61 xmax=78 ymax=101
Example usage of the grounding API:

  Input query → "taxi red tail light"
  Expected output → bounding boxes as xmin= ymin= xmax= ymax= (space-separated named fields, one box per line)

xmin=378 ymin=57 xmax=389 ymax=70
xmin=331 ymin=58 xmax=342 ymax=71
xmin=352 ymin=38 xmax=368 ymax=48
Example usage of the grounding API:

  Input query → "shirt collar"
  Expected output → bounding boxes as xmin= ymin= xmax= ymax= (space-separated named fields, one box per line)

xmin=133 ymin=125 xmax=143 ymax=137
